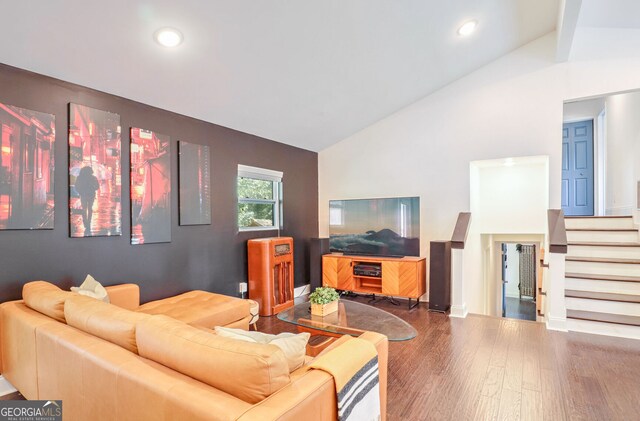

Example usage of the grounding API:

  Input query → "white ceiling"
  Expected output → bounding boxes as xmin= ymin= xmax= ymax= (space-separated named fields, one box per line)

xmin=0 ymin=1 xmax=558 ymax=151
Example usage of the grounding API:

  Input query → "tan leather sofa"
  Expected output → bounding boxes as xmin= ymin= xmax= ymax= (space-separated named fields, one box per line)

xmin=0 ymin=281 xmax=388 ymax=420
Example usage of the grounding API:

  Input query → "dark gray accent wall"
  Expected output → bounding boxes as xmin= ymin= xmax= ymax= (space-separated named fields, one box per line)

xmin=0 ymin=64 xmax=318 ymax=304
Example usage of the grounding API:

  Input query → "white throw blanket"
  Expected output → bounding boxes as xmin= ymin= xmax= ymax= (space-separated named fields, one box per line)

xmin=337 ymin=355 xmax=380 ymax=421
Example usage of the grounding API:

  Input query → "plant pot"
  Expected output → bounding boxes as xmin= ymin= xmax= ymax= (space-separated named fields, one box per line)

xmin=310 ymin=299 xmax=339 ymax=316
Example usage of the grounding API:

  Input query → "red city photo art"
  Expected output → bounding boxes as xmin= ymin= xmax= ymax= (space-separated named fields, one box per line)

xmin=0 ymin=102 xmax=55 ymax=230
xmin=69 ymin=104 xmax=122 ymax=237
xmin=130 ymin=128 xmax=171 ymax=244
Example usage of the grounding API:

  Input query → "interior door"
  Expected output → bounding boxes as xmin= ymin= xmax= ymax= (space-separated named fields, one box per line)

xmin=562 ymin=120 xmax=594 ymax=216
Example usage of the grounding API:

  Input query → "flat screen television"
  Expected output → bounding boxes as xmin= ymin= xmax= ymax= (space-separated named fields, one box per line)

xmin=329 ymin=197 xmax=420 ymax=257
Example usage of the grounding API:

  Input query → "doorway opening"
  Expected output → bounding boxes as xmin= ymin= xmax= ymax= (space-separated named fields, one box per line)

xmin=481 ymin=233 xmax=544 ymax=320
xmin=501 ymin=243 xmax=537 ymax=321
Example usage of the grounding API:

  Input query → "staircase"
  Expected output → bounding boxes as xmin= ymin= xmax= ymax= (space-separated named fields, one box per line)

xmin=564 ymin=215 xmax=640 ymax=340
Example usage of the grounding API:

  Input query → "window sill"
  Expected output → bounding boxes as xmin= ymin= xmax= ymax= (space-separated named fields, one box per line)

xmin=238 ymin=226 xmax=279 ymax=233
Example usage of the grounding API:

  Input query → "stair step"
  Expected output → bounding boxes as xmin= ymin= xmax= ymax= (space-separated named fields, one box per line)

xmin=567 ymin=318 xmax=640 ymax=340
xmin=566 ymin=258 xmax=640 ymax=276
xmin=565 ymin=216 xmax=634 ymax=230
xmin=567 ymin=243 xmax=640 ymax=259
xmin=565 ymin=277 xmax=640 ymax=295
xmin=566 ymin=310 xmax=640 ymax=327
xmin=566 ymin=230 xmax=638 ymax=243
xmin=567 ymin=241 xmax=640 ymax=247
xmin=566 ymin=256 xmax=640 ymax=264
xmin=565 ymin=290 xmax=640 ymax=303
xmin=566 ymin=296 xmax=640 ymax=315
xmin=565 ymin=216 xmax=633 ymax=219
xmin=566 ymin=272 xmax=640 ymax=283
xmin=566 ymin=228 xmax=637 ymax=232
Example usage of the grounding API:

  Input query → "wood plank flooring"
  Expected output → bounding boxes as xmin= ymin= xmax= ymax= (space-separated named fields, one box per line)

xmin=259 ymin=297 xmax=640 ymax=421
xmin=0 ymin=391 xmax=22 ymax=400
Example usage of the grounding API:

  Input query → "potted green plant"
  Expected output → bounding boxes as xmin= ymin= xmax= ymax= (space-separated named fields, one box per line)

xmin=309 ymin=287 xmax=340 ymax=316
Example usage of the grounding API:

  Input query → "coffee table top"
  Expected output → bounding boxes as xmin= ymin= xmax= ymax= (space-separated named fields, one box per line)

xmin=277 ymin=300 xmax=417 ymax=341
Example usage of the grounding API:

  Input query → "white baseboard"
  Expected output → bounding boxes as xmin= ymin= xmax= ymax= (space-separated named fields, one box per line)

xmin=0 ymin=375 xmax=17 ymax=397
xmin=450 ymin=303 xmax=468 ymax=318
xmin=545 ymin=313 xmax=568 ymax=332
xmin=294 ymin=284 xmax=311 ymax=298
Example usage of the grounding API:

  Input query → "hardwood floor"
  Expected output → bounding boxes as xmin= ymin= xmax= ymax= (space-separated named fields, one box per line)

xmin=0 ymin=391 xmax=22 ymax=400
xmin=259 ymin=297 xmax=640 ymax=421
xmin=505 ymin=297 xmax=536 ymax=321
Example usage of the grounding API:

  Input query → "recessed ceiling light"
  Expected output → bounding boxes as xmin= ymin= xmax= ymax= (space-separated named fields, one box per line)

xmin=457 ymin=20 xmax=477 ymax=37
xmin=154 ymin=28 xmax=183 ymax=48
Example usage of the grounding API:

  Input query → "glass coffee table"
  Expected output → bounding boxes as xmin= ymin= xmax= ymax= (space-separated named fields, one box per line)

xmin=277 ymin=300 xmax=417 ymax=355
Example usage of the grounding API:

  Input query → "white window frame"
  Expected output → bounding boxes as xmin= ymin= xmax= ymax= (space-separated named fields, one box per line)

xmin=237 ymin=164 xmax=283 ymax=232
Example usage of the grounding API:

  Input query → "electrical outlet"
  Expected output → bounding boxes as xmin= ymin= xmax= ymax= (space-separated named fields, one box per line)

xmin=239 ymin=282 xmax=248 ymax=294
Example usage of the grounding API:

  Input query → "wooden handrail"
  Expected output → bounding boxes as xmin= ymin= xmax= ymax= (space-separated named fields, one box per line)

xmin=451 ymin=212 xmax=471 ymax=249
xmin=548 ymin=209 xmax=568 ymax=254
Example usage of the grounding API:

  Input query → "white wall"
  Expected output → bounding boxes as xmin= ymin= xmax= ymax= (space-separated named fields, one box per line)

xmin=605 ymin=91 xmax=640 ymax=215
xmin=505 ymin=243 xmax=520 ymax=298
xmin=563 ymin=98 xmax=604 ymax=122
xmin=470 ymin=158 xmax=549 ymax=234
xmin=318 ymin=27 xmax=640 ymax=315
xmin=468 ymin=157 xmax=548 ymax=314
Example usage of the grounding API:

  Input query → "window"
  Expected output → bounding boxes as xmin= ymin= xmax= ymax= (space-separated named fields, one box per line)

xmin=329 ymin=202 xmax=343 ymax=226
xmin=238 ymin=165 xmax=283 ymax=231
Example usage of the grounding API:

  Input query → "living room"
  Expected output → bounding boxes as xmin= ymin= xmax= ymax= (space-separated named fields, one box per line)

xmin=2 ymin=1 xmax=640 ymax=420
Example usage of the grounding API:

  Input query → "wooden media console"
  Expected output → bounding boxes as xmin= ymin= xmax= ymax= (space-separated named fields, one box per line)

xmin=322 ymin=253 xmax=426 ymax=307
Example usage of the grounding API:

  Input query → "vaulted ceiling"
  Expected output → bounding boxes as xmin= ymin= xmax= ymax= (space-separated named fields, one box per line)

xmin=0 ymin=1 xmax=562 ymax=151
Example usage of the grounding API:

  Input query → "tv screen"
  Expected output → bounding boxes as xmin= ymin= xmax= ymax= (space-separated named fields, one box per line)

xmin=329 ymin=197 xmax=420 ymax=257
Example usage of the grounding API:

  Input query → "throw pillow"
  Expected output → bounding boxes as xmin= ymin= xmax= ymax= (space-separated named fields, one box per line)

xmin=215 ymin=326 xmax=310 ymax=372
xmin=71 ymin=274 xmax=110 ymax=303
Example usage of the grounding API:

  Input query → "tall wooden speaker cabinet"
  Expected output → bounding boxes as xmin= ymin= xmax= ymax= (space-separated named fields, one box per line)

xmin=247 ymin=237 xmax=294 ymax=316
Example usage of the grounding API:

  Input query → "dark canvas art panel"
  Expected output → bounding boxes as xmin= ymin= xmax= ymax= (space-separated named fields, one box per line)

xmin=178 ymin=141 xmax=211 ymax=225
xmin=0 ymin=103 xmax=55 ymax=230
xmin=130 ymin=128 xmax=171 ymax=244
xmin=69 ymin=104 xmax=122 ymax=237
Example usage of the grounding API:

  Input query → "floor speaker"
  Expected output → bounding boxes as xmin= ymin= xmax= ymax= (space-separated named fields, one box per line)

xmin=309 ymin=238 xmax=330 ymax=290
xmin=429 ymin=240 xmax=451 ymax=312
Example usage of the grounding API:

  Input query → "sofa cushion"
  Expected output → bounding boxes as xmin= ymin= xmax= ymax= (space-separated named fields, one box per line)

xmin=215 ymin=326 xmax=310 ymax=372
xmin=136 ymin=315 xmax=290 ymax=404
xmin=23 ymin=281 xmax=73 ymax=323
xmin=136 ymin=290 xmax=250 ymax=328
xmin=64 ymin=294 xmax=151 ymax=354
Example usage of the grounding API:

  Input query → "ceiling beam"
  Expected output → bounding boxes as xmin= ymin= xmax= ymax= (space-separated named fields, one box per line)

xmin=556 ymin=0 xmax=583 ymax=62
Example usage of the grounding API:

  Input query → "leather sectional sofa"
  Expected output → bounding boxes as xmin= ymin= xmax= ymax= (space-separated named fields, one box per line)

xmin=0 ymin=281 xmax=388 ymax=420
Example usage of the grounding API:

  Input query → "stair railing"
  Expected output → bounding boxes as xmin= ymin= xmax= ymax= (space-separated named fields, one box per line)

xmin=450 ymin=212 xmax=471 ymax=318
xmin=546 ymin=209 xmax=568 ymax=331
